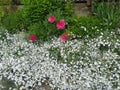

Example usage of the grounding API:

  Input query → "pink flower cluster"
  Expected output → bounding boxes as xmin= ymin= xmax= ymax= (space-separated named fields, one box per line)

xmin=48 ymin=15 xmax=66 ymax=30
xmin=48 ymin=15 xmax=70 ymax=42
xmin=29 ymin=15 xmax=70 ymax=42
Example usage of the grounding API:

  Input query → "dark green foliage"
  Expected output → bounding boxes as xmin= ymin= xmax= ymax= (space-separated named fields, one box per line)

xmin=22 ymin=0 xmax=52 ymax=24
xmin=93 ymin=1 xmax=120 ymax=29
xmin=21 ymin=0 xmax=73 ymax=27
xmin=1 ymin=0 xmax=73 ymax=34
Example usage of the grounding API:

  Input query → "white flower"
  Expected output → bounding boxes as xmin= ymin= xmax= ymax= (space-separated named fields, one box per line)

xmin=0 ymin=31 xmax=119 ymax=90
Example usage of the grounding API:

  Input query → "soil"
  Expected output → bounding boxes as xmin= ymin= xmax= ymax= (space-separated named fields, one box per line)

xmin=73 ymin=3 xmax=91 ymax=16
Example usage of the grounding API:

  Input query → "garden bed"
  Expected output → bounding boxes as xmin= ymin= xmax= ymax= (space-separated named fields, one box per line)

xmin=0 ymin=0 xmax=120 ymax=90
xmin=0 ymin=30 xmax=120 ymax=90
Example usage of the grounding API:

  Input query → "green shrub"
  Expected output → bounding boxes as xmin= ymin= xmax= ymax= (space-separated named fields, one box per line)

xmin=1 ymin=10 xmax=25 ymax=33
xmin=21 ymin=0 xmax=52 ymax=24
xmin=1 ymin=0 xmax=73 ymax=34
xmin=21 ymin=0 xmax=73 ymax=27
xmin=29 ymin=13 xmax=116 ymax=41
xmin=28 ymin=9 xmax=69 ymax=41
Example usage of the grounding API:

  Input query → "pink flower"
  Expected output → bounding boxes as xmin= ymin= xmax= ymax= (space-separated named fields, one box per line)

xmin=56 ymin=19 xmax=66 ymax=30
xmin=48 ymin=15 xmax=56 ymax=23
xmin=60 ymin=33 xmax=69 ymax=42
xmin=29 ymin=34 xmax=37 ymax=42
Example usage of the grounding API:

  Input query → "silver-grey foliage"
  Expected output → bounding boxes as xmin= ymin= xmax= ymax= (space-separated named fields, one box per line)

xmin=0 ymin=31 xmax=120 ymax=90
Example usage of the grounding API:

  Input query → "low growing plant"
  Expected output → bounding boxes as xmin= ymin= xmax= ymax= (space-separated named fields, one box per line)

xmin=0 ymin=31 xmax=119 ymax=90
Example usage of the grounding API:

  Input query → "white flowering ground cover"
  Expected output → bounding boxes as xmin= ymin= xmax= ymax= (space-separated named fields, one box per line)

xmin=0 ymin=31 xmax=120 ymax=90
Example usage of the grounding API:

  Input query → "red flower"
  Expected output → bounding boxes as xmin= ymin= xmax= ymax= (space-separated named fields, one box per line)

xmin=29 ymin=34 xmax=37 ymax=42
xmin=60 ymin=33 xmax=69 ymax=42
xmin=48 ymin=15 xmax=56 ymax=23
xmin=56 ymin=19 xmax=66 ymax=30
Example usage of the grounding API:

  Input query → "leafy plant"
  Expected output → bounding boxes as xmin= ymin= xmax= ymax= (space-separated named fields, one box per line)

xmin=1 ymin=0 xmax=74 ymax=35
xmin=28 ymin=9 xmax=69 ymax=41
xmin=1 ymin=10 xmax=26 ymax=33
xmin=93 ymin=1 xmax=120 ymax=29
xmin=67 ymin=16 xmax=104 ymax=39
xmin=21 ymin=0 xmax=73 ymax=28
